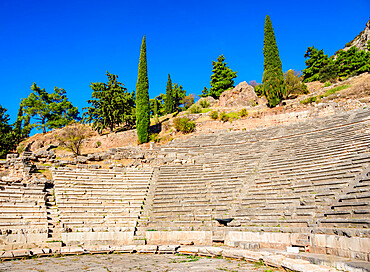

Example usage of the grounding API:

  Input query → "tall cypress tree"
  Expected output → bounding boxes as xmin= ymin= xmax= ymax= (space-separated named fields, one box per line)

xmin=136 ymin=36 xmax=150 ymax=144
xmin=262 ymin=15 xmax=286 ymax=107
xmin=165 ymin=74 xmax=174 ymax=114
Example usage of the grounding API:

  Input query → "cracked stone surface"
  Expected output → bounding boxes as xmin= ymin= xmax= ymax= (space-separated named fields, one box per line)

xmin=0 ymin=253 xmax=282 ymax=271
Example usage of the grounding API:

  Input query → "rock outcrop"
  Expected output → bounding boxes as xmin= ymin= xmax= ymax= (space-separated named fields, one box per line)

xmin=219 ymin=81 xmax=258 ymax=107
xmin=344 ymin=19 xmax=370 ymax=51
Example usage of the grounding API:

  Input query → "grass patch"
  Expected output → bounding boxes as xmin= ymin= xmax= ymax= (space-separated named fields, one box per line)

xmin=323 ymin=84 xmax=350 ymax=97
xmin=300 ymin=96 xmax=317 ymax=104
xmin=226 ymin=111 xmax=240 ymax=120
xmin=201 ymin=108 xmax=212 ymax=113
xmin=38 ymin=169 xmax=53 ymax=180
xmin=179 ymin=255 xmax=201 ymax=263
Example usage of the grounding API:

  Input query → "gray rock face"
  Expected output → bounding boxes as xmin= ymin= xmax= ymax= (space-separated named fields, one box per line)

xmin=76 ymin=156 xmax=88 ymax=164
xmin=1 ymin=176 xmax=22 ymax=182
xmin=35 ymin=150 xmax=54 ymax=159
xmin=219 ymin=81 xmax=258 ymax=107
xmin=344 ymin=19 xmax=370 ymax=51
xmin=197 ymin=96 xmax=217 ymax=107
xmin=6 ymin=154 xmax=18 ymax=160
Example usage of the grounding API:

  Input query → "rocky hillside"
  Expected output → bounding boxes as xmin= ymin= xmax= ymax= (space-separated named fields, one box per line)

xmin=343 ymin=19 xmax=370 ymax=51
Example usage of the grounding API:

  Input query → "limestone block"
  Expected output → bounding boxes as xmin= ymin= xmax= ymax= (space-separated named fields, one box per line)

xmin=263 ymin=254 xmax=285 ymax=268
xmin=239 ymin=249 xmax=263 ymax=262
xmin=221 ymin=249 xmax=245 ymax=259
xmin=281 ymin=258 xmax=329 ymax=272
xmin=111 ymin=245 xmax=136 ymax=253
xmin=146 ymin=231 xmax=212 ymax=245
xmin=12 ymin=249 xmax=30 ymax=258
xmin=177 ymin=246 xmax=199 ymax=255
xmin=203 ymin=247 xmax=223 ymax=256
xmin=61 ymin=247 xmax=84 ymax=255
xmin=135 ymin=245 xmax=158 ymax=253
xmin=1 ymin=251 xmax=13 ymax=258
xmin=83 ymin=245 xmax=111 ymax=253
xmin=30 ymin=248 xmax=44 ymax=255
xmin=158 ymin=245 xmax=179 ymax=253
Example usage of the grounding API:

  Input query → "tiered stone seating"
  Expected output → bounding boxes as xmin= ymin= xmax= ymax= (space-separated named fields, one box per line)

xmin=0 ymin=181 xmax=48 ymax=249
xmin=321 ymin=167 xmax=370 ymax=228
xmin=146 ymin=109 xmax=370 ymax=233
xmin=53 ymin=168 xmax=153 ymax=233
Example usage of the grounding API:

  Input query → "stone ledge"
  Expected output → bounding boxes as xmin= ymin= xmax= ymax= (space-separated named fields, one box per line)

xmin=0 ymin=245 xmax=343 ymax=272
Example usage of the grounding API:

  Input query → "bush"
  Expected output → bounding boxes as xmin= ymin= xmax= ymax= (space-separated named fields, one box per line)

xmin=239 ymin=108 xmax=248 ymax=117
xmin=149 ymin=133 xmax=160 ymax=143
xmin=254 ymin=84 xmax=263 ymax=97
xmin=300 ymin=96 xmax=317 ymax=105
xmin=17 ymin=143 xmax=25 ymax=154
xmin=54 ymin=123 xmax=92 ymax=156
xmin=173 ymin=117 xmax=195 ymax=133
xmin=210 ymin=111 xmax=218 ymax=120
xmin=188 ymin=104 xmax=202 ymax=114
xmin=323 ymin=81 xmax=332 ymax=87
xmin=219 ymin=111 xmax=229 ymax=122
xmin=199 ymin=99 xmax=210 ymax=108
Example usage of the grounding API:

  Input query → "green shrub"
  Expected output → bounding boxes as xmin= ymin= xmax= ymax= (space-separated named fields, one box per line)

xmin=239 ymin=108 xmax=248 ymax=117
xmin=323 ymin=81 xmax=332 ymax=87
xmin=199 ymin=99 xmax=210 ymax=108
xmin=173 ymin=117 xmax=195 ymax=133
xmin=96 ymin=141 xmax=101 ymax=147
xmin=300 ymin=96 xmax=317 ymax=105
xmin=210 ymin=111 xmax=218 ymax=120
xmin=149 ymin=133 xmax=160 ymax=143
xmin=201 ymin=108 xmax=211 ymax=113
xmin=188 ymin=104 xmax=202 ymax=114
xmin=226 ymin=111 xmax=239 ymax=121
xmin=17 ymin=143 xmax=25 ymax=154
xmin=219 ymin=111 xmax=229 ymax=122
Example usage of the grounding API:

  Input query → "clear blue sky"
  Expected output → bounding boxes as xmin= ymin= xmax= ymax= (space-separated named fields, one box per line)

xmin=1 ymin=0 xmax=369 ymax=124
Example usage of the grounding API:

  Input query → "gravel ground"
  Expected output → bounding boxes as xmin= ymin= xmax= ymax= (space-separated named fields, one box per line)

xmin=0 ymin=253 xmax=280 ymax=272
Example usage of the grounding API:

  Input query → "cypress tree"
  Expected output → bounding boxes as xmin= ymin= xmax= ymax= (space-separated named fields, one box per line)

xmin=262 ymin=15 xmax=286 ymax=107
xmin=165 ymin=74 xmax=174 ymax=114
xmin=136 ymin=36 xmax=150 ymax=144
xmin=13 ymin=105 xmax=23 ymax=143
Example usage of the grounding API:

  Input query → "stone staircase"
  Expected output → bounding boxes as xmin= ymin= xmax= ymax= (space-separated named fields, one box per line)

xmin=44 ymin=184 xmax=62 ymax=247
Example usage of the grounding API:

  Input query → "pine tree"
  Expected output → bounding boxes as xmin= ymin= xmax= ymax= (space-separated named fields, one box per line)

xmin=136 ymin=36 xmax=150 ymax=144
xmin=302 ymin=47 xmax=330 ymax=82
xmin=165 ymin=74 xmax=174 ymax=114
xmin=209 ymin=55 xmax=237 ymax=99
xmin=200 ymin=87 xmax=208 ymax=97
xmin=84 ymin=72 xmax=135 ymax=134
xmin=21 ymin=83 xmax=79 ymax=133
xmin=262 ymin=15 xmax=286 ymax=107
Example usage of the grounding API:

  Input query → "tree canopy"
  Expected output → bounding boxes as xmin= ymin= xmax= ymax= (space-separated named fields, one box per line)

xmin=0 ymin=105 xmax=15 ymax=158
xmin=303 ymin=45 xmax=370 ymax=82
xmin=208 ymin=55 xmax=237 ymax=99
xmin=284 ymin=70 xmax=308 ymax=99
xmin=302 ymin=47 xmax=330 ymax=82
xmin=83 ymin=72 xmax=135 ymax=134
xmin=21 ymin=83 xmax=79 ymax=134
xmin=262 ymin=15 xmax=286 ymax=107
